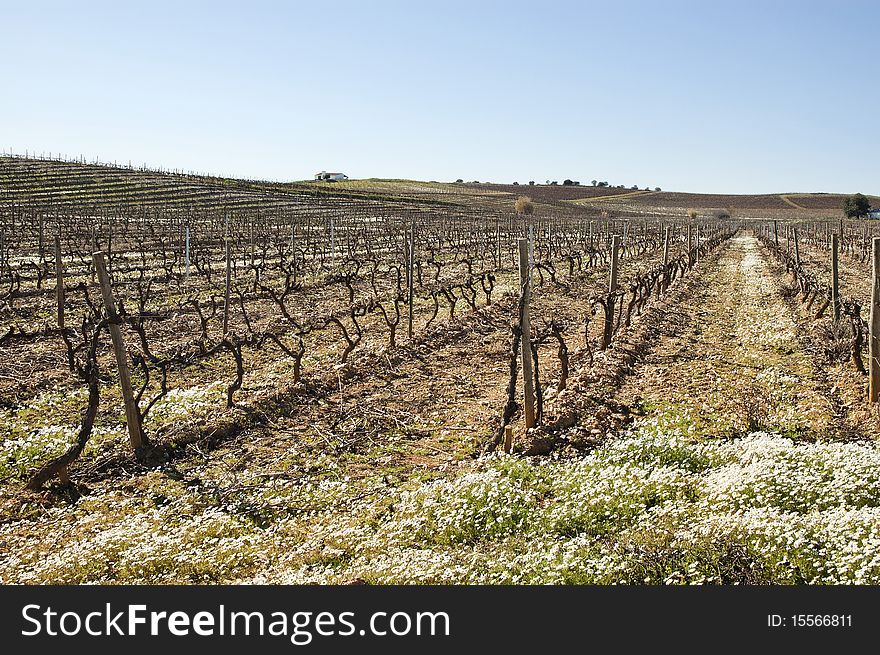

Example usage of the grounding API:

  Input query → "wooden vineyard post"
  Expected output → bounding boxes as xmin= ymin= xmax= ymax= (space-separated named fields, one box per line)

xmin=330 ymin=216 xmax=336 ymax=260
xmin=290 ymin=223 xmax=297 ymax=283
xmin=92 ymin=251 xmax=145 ymax=452
xmin=659 ymin=226 xmax=671 ymax=297
xmin=502 ymin=425 xmax=514 ymax=454
xmin=794 ymin=227 xmax=801 ymax=267
xmin=54 ymin=236 xmax=64 ymax=329
xmin=870 ymin=238 xmax=880 ymax=403
xmin=407 ymin=222 xmax=415 ymax=340
xmin=687 ymin=224 xmax=693 ymax=267
xmin=184 ymin=224 xmax=190 ymax=284
xmin=609 ymin=232 xmax=620 ymax=298
xmin=773 ymin=220 xmax=779 ymax=248
xmin=39 ymin=213 xmax=45 ymax=261
xmin=528 ymin=224 xmax=534 ymax=284
xmin=602 ymin=235 xmax=621 ymax=349
xmin=223 ymin=236 xmax=232 ymax=335
xmin=831 ymin=233 xmax=841 ymax=323
xmin=517 ymin=239 xmax=536 ymax=429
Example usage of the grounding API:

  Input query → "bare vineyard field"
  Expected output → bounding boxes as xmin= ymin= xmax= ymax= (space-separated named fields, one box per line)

xmin=2 ymin=156 xmax=880 ymax=585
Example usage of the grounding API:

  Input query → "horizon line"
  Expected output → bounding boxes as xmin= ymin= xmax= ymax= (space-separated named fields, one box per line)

xmin=2 ymin=151 xmax=877 ymax=199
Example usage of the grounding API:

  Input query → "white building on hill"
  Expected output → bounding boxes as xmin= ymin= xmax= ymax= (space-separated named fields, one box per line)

xmin=315 ymin=171 xmax=348 ymax=181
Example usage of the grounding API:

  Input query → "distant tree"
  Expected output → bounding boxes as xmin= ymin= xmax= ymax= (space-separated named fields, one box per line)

xmin=563 ymin=179 xmax=574 ymax=186
xmin=591 ymin=180 xmax=598 ymax=186
xmin=515 ymin=196 xmax=535 ymax=215
xmin=550 ymin=180 xmax=558 ymax=185
xmin=512 ymin=181 xmax=519 ymax=185
xmin=844 ymin=193 xmax=871 ymax=219
xmin=545 ymin=180 xmax=551 ymax=185
xmin=631 ymin=185 xmax=639 ymax=190
xmin=654 ymin=187 xmax=661 ymax=192
xmin=528 ymin=181 xmax=535 ymax=185
xmin=455 ymin=178 xmax=463 ymax=183
xmin=598 ymin=181 xmax=608 ymax=187
xmin=574 ymin=181 xmax=580 ymax=185
xmin=472 ymin=180 xmax=480 ymax=184
xmin=712 ymin=208 xmax=731 ymax=220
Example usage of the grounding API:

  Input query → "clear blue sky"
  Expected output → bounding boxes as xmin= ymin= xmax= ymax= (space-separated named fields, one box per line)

xmin=1 ymin=0 xmax=877 ymax=194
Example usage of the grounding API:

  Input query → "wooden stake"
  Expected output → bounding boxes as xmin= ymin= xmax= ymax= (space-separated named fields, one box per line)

xmin=330 ymin=216 xmax=336 ymax=260
xmin=184 ymin=224 xmax=190 ymax=283
xmin=794 ymin=227 xmax=801 ymax=267
xmin=609 ymin=234 xmax=620 ymax=293
xmin=870 ymin=238 xmax=880 ymax=403
xmin=55 ymin=236 xmax=64 ymax=329
xmin=407 ymin=223 xmax=415 ymax=340
xmin=659 ymin=226 xmax=670 ymax=297
xmin=518 ymin=239 xmax=536 ymax=429
xmin=831 ymin=233 xmax=840 ymax=323
xmin=495 ymin=219 xmax=501 ymax=269
xmin=502 ymin=425 xmax=514 ymax=454
xmin=687 ymin=224 xmax=692 ymax=266
xmin=92 ymin=251 xmax=144 ymax=452
xmin=528 ymin=224 xmax=534 ymax=284
xmin=249 ymin=219 xmax=255 ymax=266
xmin=773 ymin=220 xmax=779 ymax=247
xmin=38 ymin=212 xmax=45 ymax=260
xmin=290 ymin=223 xmax=297 ymax=282
xmin=602 ymin=235 xmax=621 ymax=349
xmin=223 ymin=237 xmax=232 ymax=335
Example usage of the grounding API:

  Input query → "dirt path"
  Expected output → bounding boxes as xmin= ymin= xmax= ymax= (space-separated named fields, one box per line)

xmin=615 ymin=233 xmax=841 ymax=439
xmin=779 ymin=194 xmax=807 ymax=210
